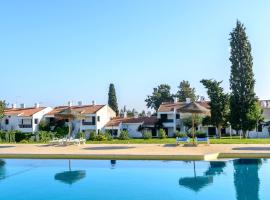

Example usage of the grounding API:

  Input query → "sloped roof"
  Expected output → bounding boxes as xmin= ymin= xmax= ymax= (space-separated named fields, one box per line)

xmin=4 ymin=107 xmax=46 ymax=117
xmin=46 ymin=105 xmax=105 ymax=116
xmin=106 ymin=116 xmax=158 ymax=127
xmin=158 ymin=101 xmax=210 ymax=112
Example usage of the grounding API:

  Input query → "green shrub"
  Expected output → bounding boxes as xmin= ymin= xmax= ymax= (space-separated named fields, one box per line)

xmin=20 ymin=139 xmax=29 ymax=144
xmin=14 ymin=131 xmax=33 ymax=143
xmin=96 ymin=133 xmax=107 ymax=141
xmin=37 ymin=131 xmax=54 ymax=142
xmin=39 ymin=121 xmax=50 ymax=131
xmin=5 ymin=131 xmax=16 ymax=143
xmin=55 ymin=126 xmax=69 ymax=138
xmin=196 ymin=131 xmax=207 ymax=138
xmin=89 ymin=131 xmax=97 ymax=141
xmin=119 ymin=130 xmax=130 ymax=140
xmin=104 ymin=132 xmax=113 ymax=141
xmin=142 ymin=131 xmax=152 ymax=139
xmin=76 ymin=131 xmax=86 ymax=139
xmin=158 ymin=129 xmax=167 ymax=139
xmin=174 ymin=132 xmax=187 ymax=138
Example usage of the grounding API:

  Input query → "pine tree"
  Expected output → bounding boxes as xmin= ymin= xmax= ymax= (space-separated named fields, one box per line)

xmin=108 ymin=84 xmax=119 ymax=116
xmin=0 ymin=100 xmax=6 ymax=120
xmin=176 ymin=80 xmax=196 ymax=102
xmin=229 ymin=21 xmax=262 ymax=137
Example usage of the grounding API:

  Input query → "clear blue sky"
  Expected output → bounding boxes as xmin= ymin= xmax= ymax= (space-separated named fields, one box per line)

xmin=1 ymin=0 xmax=270 ymax=111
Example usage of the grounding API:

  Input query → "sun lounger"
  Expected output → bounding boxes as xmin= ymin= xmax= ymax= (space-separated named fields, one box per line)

xmin=176 ymin=137 xmax=190 ymax=145
xmin=196 ymin=137 xmax=210 ymax=145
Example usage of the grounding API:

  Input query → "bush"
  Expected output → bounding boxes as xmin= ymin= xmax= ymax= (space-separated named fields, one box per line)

xmin=142 ymin=131 xmax=152 ymax=139
xmin=37 ymin=131 xmax=54 ymax=142
xmin=76 ymin=132 xmax=86 ymax=139
xmin=20 ymin=139 xmax=29 ymax=144
xmin=89 ymin=131 xmax=97 ymax=141
xmin=14 ymin=131 xmax=33 ymax=143
xmin=5 ymin=131 xmax=16 ymax=143
xmin=104 ymin=132 xmax=113 ymax=141
xmin=39 ymin=121 xmax=50 ymax=131
xmin=95 ymin=133 xmax=107 ymax=141
xmin=158 ymin=129 xmax=167 ymax=139
xmin=119 ymin=130 xmax=130 ymax=140
xmin=196 ymin=131 xmax=207 ymax=138
xmin=55 ymin=126 xmax=69 ymax=138
xmin=174 ymin=131 xmax=187 ymax=138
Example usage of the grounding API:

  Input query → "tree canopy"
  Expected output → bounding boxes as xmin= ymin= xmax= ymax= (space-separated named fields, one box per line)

xmin=176 ymin=80 xmax=197 ymax=102
xmin=0 ymin=101 xmax=6 ymax=120
xmin=145 ymin=84 xmax=173 ymax=111
xmin=108 ymin=83 xmax=119 ymax=116
xmin=229 ymin=20 xmax=262 ymax=136
xmin=201 ymin=79 xmax=230 ymax=137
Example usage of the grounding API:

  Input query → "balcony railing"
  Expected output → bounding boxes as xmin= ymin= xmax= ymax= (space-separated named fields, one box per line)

xmin=82 ymin=121 xmax=96 ymax=126
xmin=19 ymin=124 xmax=32 ymax=128
xmin=162 ymin=119 xmax=174 ymax=123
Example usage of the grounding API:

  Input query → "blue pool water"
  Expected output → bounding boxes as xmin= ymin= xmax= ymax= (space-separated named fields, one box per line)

xmin=0 ymin=159 xmax=269 ymax=200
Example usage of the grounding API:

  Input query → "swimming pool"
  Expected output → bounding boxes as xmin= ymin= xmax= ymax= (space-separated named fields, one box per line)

xmin=0 ymin=158 xmax=268 ymax=200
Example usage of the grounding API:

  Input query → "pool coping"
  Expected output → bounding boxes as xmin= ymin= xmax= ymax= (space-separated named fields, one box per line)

xmin=1 ymin=152 xmax=270 ymax=160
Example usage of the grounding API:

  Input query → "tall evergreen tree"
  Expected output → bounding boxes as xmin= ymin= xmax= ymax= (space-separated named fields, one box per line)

xmin=229 ymin=20 xmax=262 ymax=137
xmin=145 ymin=84 xmax=173 ymax=111
xmin=176 ymin=80 xmax=197 ymax=102
xmin=201 ymin=79 xmax=230 ymax=138
xmin=0 ymin=100 xmax=6 ymax=120
xmin=108 ymin=84 xmax=119 ymax=116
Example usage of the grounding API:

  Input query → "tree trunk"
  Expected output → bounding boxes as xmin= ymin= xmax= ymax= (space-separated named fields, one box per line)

xmin=217 ymin=125 xmax=222 ymax=139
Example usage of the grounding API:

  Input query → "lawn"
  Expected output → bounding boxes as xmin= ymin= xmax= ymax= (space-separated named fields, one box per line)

xmin=86 ymin=137 xmax=270 ymax=144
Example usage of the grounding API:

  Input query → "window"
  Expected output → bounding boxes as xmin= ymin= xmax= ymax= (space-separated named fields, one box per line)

xmin=5 ymin=119 xmax=9 ymax=125
xmin=176 ymin=114 xmax=180 ymax=119
xmin=160 ymin=114 xmax=168 ymax=120
xmin=92 ymin=116 xmax=96 ymax=125
xmin=97 ymin=116 xmax=100 ymax=122
xmin=34 ymin=119 xmax=38 ymax=124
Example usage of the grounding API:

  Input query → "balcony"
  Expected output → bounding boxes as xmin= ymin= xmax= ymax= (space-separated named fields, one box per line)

xmin=162 ymin=119 xmax=174 ymax=123
xmin=82 ymin=121 xmax=96 ymax=126
xmin=19 ymin=124 xmax=32 ymax=128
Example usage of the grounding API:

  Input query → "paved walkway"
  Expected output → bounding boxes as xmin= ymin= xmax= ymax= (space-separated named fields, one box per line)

xmin=1 ymin=144 xmax=270 ymax=160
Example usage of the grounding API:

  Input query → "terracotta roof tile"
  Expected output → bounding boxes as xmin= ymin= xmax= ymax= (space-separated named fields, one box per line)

xmin=46 ymin=105 xmax=105 ymax=116
xmin=158 ymin=101 xmax=210 ymax=112
xmin=4 ymin=107 xmax=46 ymax=117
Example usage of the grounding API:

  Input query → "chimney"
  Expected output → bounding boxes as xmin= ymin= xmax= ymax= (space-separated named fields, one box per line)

xmin=92 ymin=100 xmax=96 ymax=106
xmin=12 ymin=103 xmax=17 ymax=109
xmin=186 ymin=98 xmax=191 ymax=104
xmin=68 ymin=101 xmax=72 ymax=107
xmin=124 ymin=111 xmax=127 ymax=118
xmin=20 ymin=103 xmax=26 ymax=108
xmin=34 ymin=103 xmax=40 ymax=108
xmin=174 ymin=97 xmax=178 ymax=103
xmin=78 ymin=101 xmax=83 ymax=106
xmin=147 ymin=111 xmax=152 ymax=117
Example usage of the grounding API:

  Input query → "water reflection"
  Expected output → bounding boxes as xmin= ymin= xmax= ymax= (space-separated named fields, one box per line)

xmin=54 ymin=160 xmax=86 ymax=185
xmin=111 ymin=160 xmax=116 ymax=169
xmin=233 ymin=159 xmax=262 ymax=200
xmin=0 ymin=159 xmax=6 ymax=180
xmin=205 ymin=161 xmax=226 ymax=176
xmin=179 ymin=161 xmax=214 ymax=192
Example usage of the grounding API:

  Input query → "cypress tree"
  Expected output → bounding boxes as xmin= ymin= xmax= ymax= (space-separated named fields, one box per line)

xmin=108 ymin=84 xmax=119 ymax=116
xmin=229 ymin=20 xmax=261 ymax=137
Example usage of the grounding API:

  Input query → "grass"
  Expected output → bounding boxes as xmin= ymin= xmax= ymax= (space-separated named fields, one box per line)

xmin=86 ymin=137 xmax=270 ymax=144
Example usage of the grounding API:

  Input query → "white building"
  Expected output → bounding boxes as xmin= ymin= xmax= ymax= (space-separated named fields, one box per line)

xmin=157 ymin=98 xmax=210 ymax=137
xmin=104 ymin=116 xmax=158 ymax=138
xmin=0 ymin=104 xmax=53 ymax=133
xmin=44 ymin=102 xmax=116 ymax=137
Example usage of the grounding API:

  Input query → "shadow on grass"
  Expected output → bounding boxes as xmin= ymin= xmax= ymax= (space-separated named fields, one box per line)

xmin=83 ymin=146 xmax=136 ymax=150
xmin=0 ymin=146 xmax=15 ymax=149
xmin=233 ymin=147 xmax=270 ymax=151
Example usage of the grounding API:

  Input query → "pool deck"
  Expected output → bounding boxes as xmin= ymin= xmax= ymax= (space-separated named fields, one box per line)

xmin=1 ymin=144 xmax=270 ymax=160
